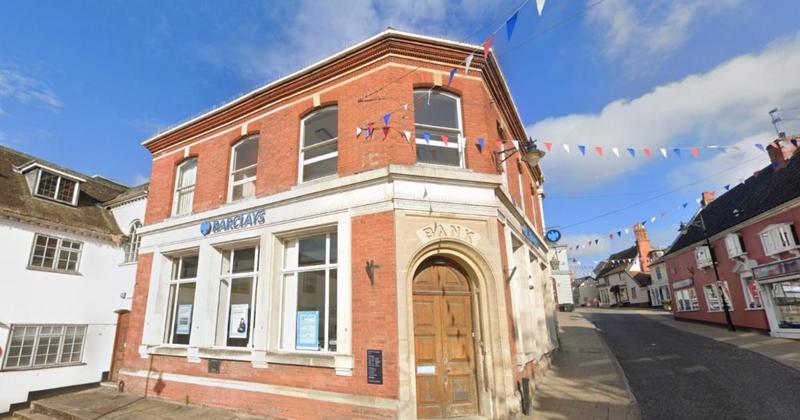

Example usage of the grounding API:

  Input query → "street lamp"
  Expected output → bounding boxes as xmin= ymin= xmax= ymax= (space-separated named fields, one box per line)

xmin=679 ymin=213 xmax=736 ymax=331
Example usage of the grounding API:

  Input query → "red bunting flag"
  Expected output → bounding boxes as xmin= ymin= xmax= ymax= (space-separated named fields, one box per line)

xmin=495 ymin=139 xmax=503 ymax=150
xmin=441 ymin=134 xmax=449 ymax=146
xmin=690 ymin=146 xmax=699 ymax=158
xmin=544 ymin=142 xmax=553 ymax=152
xmin=644 ymin=148 xmax=652 ymax=158
xmin=595 ymin=146 xmax=603 ymax=156
xmin=382 ymin=127 xmax=390 ymax=139
xmin=483 ymin=35 xmax=493 ymax=59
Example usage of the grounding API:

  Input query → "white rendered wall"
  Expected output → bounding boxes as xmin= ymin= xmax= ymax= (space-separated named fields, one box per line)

xmin=0 ymin=218 xmax=136 ymax=413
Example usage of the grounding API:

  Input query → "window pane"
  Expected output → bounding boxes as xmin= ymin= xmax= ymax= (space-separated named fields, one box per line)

xmin=172 ymin=282 xmax=196 ymax=345
xmin=304 ymin=141 xmax=337 ymax=160
xmin=227 ymin=277 xmax=253 ymax=347
xmin=771 ymin=279 xmax=800 ymax=328
xmin=298 ymin=235 xmax=326 ymax=266
xmin=37 ymin=171 xmax=59 ymax=198
xmin=296 ymin=271 xmax=326 ymax=350
xmin=233 ymin=137 xmax=259 ymax=171
xmin=176 ymin=189 xmax=194 ymax=215
xmin=416 ymin=143 xmax=460 ymax=166
xmin=232 ymin=179 xmax=256 ymax=201
xmin=178 ymin=160 xmax=197 ymax=188
xmin=179 ymin=256 xmax=199 ymax=279
xmin=232 ymin=247 xmax=256 ymax=273
xmin=414 ymin=91 xmax=459 ymax=128
xmin=329 ymin=233 xmax=337 ymax=264
xmin=302 ymin=156 xmax=337 ymax=182
xmin=303 ymin=108 xmax=338 ymax=147
xmin=328 ymin=269 xmax=337 ymax=352
xmin=233 ymin=166 xmax=257 ymax=182
xmin=57 ymin=178 xmax=76 ymax=203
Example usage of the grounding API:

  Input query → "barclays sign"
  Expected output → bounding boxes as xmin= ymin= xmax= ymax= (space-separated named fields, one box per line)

xmin=200 ymin=209 xmax=266 ymax=236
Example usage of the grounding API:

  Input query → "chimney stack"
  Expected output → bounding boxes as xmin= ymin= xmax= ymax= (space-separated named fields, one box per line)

xmin=701 ymin=191 xmax=716 ymax=207
xmin=766 ymin=132 xmax=798 ymax=170
xmin=634 ymin=224 xmax=652 ymax=272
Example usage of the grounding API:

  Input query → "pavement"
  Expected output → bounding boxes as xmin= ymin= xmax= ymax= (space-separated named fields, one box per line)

xmin=582 ymin=308 xmax=800 ymax=420
xmin=531 ymin=311 xmax=640 ymax=420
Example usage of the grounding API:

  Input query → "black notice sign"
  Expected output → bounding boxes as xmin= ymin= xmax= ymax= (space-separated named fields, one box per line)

xmin=367 ymin=349 xmax=383 ymax=385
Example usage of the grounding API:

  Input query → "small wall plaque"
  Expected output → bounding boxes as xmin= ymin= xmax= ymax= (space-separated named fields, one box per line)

xmin=367 ymin=349 xmax=383 ymax=385
xmin=208 ymin=359 xmax=220 ymax=374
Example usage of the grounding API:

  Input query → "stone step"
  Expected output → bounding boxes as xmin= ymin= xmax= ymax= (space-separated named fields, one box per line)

xmin=12 ymin=408 xmax=59 ymax=420
xmin=29 ymin=402 xmax=80 ymax=420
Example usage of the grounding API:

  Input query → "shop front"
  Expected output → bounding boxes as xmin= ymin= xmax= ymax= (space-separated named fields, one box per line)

xmin=753 ymin=256 xmax=800 ymax=339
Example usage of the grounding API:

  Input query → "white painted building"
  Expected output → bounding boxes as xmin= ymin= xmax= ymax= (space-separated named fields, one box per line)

xmin=549 ymin=245 xmax=574 ymax=308
xmin=0 ymin=145 xmax=146 ymax=413
xmin=648 ymin=258 xmax=671 ymax=308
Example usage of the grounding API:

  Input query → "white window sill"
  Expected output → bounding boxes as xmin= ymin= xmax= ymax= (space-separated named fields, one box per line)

xmin=144 ymin=344 xmax=344 ymax=369
xmin=745 ymin=307 xmax=765 ymax=311
xmin=676 ymin=309 xmax=701 ymax=313
xmin=1 ymin=362 xmax=86 ymax=372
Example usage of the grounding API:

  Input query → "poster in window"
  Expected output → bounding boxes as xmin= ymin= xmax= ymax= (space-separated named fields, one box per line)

xmin=176 ymin=304 xmax=192 ymax=335
xmin=229 ymin=303 xmax=249 ymax=339
xmin=296 ymin=310 xmax=319 ymax=350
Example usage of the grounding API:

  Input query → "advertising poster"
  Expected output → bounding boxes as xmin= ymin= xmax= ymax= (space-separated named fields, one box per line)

xmin=229 ymin=304 xmax=249 ymax=339
xmin=296 ymin=310 xmax=320 ymax=350
xmin=176 ymin=304 xmax=192 ymax=335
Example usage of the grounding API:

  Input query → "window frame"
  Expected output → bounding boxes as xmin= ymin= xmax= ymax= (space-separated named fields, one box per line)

xmin=725 ymin=233 xmax=746 ymax=258
xmin=299 ymin=106 xmax=339 ymax=183
xmin=164 ymin=254 xmax=199 ymax=345
xmin=760 ymin=224 xmax=798 ymax=256
xmin=280 ymin=230 xmax=338 ymax=353
xmin=172 ymin=158 xmax=197 ymax=216
xmin=215 ymin=245 xmax=260 ymax=348
xmin=413 ymin=89 xmax=465 ymax=168
xmin=740 ymin=273 xmax=764 ymax=310
xmin=228 ymin=135 xmax=259 ymax=202
xmin=27 ymin=233 xmax=83 ymax=274
xmin=34 ymin=169 xmax=80 ymax=206
xmin=123 ymin=220 xmax=143 ymax=263
xmin=2 ymin=324 xmax=87 ymax=370
xmin=674 ymin=288 xmax=700 ymax=312
xmin=694 ymin=245 xmax=713 ymax=268
xmin=703 ymin=281 xmax=733 ymax=312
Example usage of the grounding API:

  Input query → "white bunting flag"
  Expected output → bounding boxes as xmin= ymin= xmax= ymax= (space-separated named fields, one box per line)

xmin=563 ymin=144 xmax=571 ymax=154
xmin=403 ymin=130 xmax=412 ymax=143
xmin=356 ymin=127 xmax=363 ymax=137
xmin=402 ymin=103 xmax=409 ymax=110
xmin=660 ymin=148 xmax=667 ymax=158
xmin=612 ymin=147 xmax=620 ymax=158
xmin=536 ymin=0 xmax=546 ymax=16
xmin=464 ymin=53 xmax=475 ymax=75
xmin=458 ymin=134 xmax=466 ymax=147
xmin=624 ymin=228 xmax=629 ymax=234
xmin=651 ymin=216 xmax=656 ymax=223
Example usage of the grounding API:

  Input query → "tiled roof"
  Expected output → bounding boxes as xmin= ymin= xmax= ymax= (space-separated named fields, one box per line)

xmin=105 ymin=182 xmax=149 ymax=207
xmin=0 ymin=145 xmax=132 ymax=242
xmin=666 ymin=151 xmax=800 ymax=256
xmin=596 ymin=245 xmax=638 ymax=278
xmin=632 ymin=272 xmax=652 ymax=287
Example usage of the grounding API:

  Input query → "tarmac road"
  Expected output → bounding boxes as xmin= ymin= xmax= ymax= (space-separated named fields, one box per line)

xmin=583 ymin=310 xmax=800 ymax=420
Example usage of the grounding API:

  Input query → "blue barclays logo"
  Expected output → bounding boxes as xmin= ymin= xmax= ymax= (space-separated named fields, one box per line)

xmin=200 ymin=209 xmax=266 ymax=236
xmin=545 ymin=229 xmax=561 ymax=243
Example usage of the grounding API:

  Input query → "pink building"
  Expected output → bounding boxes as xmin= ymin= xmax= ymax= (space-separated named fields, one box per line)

xmin=664 ymin=133 xmax=800 ymax=339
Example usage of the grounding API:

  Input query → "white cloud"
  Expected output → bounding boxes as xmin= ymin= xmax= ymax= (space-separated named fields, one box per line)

xmin=197 ymin=0 xmax=508 ymax=83
xmin=586 ymin=0 xmax=741 ymax=69
xmin=528 ymin=33 xmax=800 ymax=193
xmin=133 ymin=174 xmax=150 ymax=185
xmin=0 ymin=69 xmax=63 ymax=111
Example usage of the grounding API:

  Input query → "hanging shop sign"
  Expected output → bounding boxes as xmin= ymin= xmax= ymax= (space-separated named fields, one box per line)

xmin=672 ymin=278 xmax=693 ymax=290
xmin=522 ymin=224 xmax=546 ymax=252
xmin=545 ymin=229 xmax=562 ymax=243
xmin=201 ymin=208 xmax=266 ymax=236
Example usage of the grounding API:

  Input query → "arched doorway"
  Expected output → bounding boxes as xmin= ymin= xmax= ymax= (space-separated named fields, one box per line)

xmin=413 ymin=257 xmax=479 ymax=418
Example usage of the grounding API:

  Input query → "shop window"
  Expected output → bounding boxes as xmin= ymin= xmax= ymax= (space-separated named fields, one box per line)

xmin=229 ymin=135 xmax=259 ymax=201
xmin=740 ymin=274 xmax=763 ymax=309
xmin=694 ymin=245 xmax=712 ymax=269
xmin=165 ymin=254 xmax=198 ymax=345
xmin=300 ymin=107 xmax=338 ymax=182
xmin=173 ymin=158 xmax=197 ymax=216
xmin=123 ymin=220 xmax=143 ymax=263
xmin=760 ymin=224 xmax=798 ymax=256
xmin=281 ymin=231 xmax=338 ymax=352
xmin=631 ymin=287 xmax=637 ymax=300
xmin=413 ymin=89 xmax=463 ymax=167
xmin=767 ymin=279 xmax=800 ymax=329
xmin=215 ymin=246 xmax=259 ymax=347
xmin=2 ymin=324 xmax=87 ymax=370
xmin=703 ymin=281 xmax=733 ymax=312
xmin=35 ymin=170 xmax=80 ymax=205
xmin=28 ymin=233 xmax=82 ymax=274
xmin=725 ymin=233 xmax=746 ymax=258
xmin=675 ymin=288 xmax=700 ymax=311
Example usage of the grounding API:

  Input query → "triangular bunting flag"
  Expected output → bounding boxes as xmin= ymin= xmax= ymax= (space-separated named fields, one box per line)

xmin=578 ymin=145 xmax=586 ymax=156
xmin=402 ymin=130 xmax=411 ymax=143
xmin=771 ymin=161 xmax=780 ymax=169
xmin=651 ymin=216 xmax=657 ymax=223
xmin=536 ymin=0 xmax=546 ymax=16
xmin=464 ymin=53 xmax=474 ymax=75
xmin=792 ymin=139 xmax=799 ymax=148
xmin=477 ymin=138 xmax=485 ymax=151
xmin=447 ymin=67 xmax=457 ymax=86
xmin=506 ymin=12 xmax=518 ymax=41
xmin=673 ymin=148 xmax=682 ymax=158
xmin=383 ymin=113 xmax=391 ymax=126
xmin=544 ymin=142 xmax=553 ymax=152
xmin=644 ymin=147 xmax=652 ymax=158
xmin=382 ymin=126 xmax=390 ymax=139
xmin=660 ymin=148 xmax=667 ymax=158
xmin=690 ymin=146 xmax=699 ymax=158
xmin=682 ymin=202 xmax=688 ymax=208
xmin=724 ymin=184 xmax=730 ymax=191
xmin=624 ymin=228 xmax=629 ymax=234
xmin=563 ymin=144 xmax=571 ymax=154
xmin=441 ymin=134 xmax=449 ymax=146
xmin=642 ymin=220 xmax=647 ymax=226
xmin=617 ymin=231 xmax=622 ymax=237
xmin=755 ymin=143 xmax=765 ymax=152
xmin=483 ymin=35 xmax=493 ymax=59
xmin=356 ymin=127 xmax=363 ymax=137
xmin=594 ymin=239 xmax=599 ymax=245
xmin=661 ymin=212 xmax=667 ymax=217
xmin=423 ymin=132 xmax=430 ymax=143
xmin=627 ymin=148 xmax=636 ymax=158
xmin=595 ymin=146 xmax=603 ymax=156
xmin=612 ymin=147 xmax=620 ymax=158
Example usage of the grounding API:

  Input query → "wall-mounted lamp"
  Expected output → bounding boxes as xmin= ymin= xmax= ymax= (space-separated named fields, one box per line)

xmin=494 ymin=137 xmax=546 ymax=171
xmin=505 ymin=266 xmax=517 ymax=283
xmin=365 ymin=260 xmax=380 ymax=285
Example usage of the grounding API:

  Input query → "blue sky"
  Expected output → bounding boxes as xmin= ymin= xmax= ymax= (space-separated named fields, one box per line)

xmin=2 ymin=0 xmax=800 ymax=274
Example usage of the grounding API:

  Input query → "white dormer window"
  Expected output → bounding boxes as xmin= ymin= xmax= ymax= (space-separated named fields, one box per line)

xmin=694 ymin=245 xmax=712 ymax=269
xmin=760 ymin=223 xmax=798 ymax=256
xmin=33 ymin=169 xmax=81 ymax=206
xmin=724 ymin=233 xmax=746 ymax=258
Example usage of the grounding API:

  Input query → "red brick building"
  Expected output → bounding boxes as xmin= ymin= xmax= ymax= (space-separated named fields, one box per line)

xmin=117 ymin=30 xmax=559 ymax=418
xmin=664 ymin=133 xmax=800 ymax=339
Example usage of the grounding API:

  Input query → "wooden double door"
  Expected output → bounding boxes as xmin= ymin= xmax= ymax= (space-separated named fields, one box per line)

xmin=413 ymin=259 xmax=479 ymax=418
